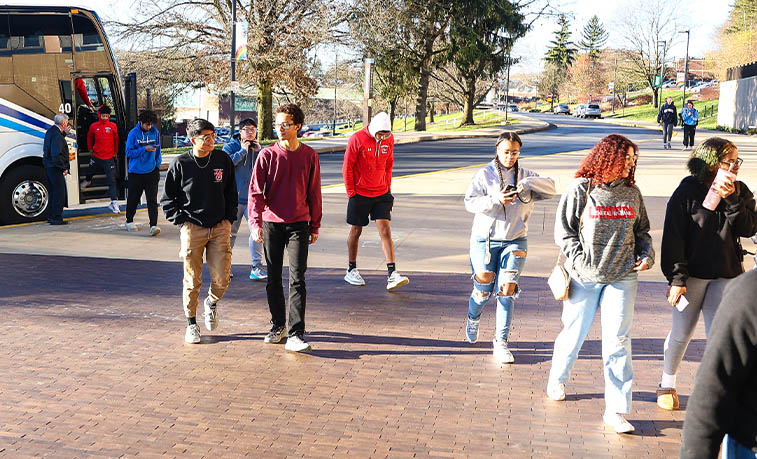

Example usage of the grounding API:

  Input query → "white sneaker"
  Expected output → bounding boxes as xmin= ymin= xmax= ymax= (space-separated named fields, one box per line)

xmin=149 ymin=226 xmax=161 ymax=237
xmin=125 ymin=222 xmax=138 ymax=232
xmin=386 ymin=271 xmax=409 ymax=291
xmin=546 ymin=382 xmax=566 ymax=401
xmin=185 ymin=324 xmax=201 ymax=344
xmin=108 ymin=202 xmax=121 ymax=214
xmin=465 ymin=317 xmax=480 ymax=343
xmin=284 ymin=334 xmax=312 ymax=353
xmin=603 ymin=412 xmax=635 ymax=434
xmin=80 ymin=179 xmax=92 ymax=189
xmin=263 ymin=325 xmax=286 ymax=344
xmin=203 ymin=297 xmax=218 ymax=331
xmin=249 ymin=264 xmax=267 ymax=281
xmin=344 ymin=268 xmax=366 ymax=286
xmin=493 ymin=338 xmax=515 ymax=363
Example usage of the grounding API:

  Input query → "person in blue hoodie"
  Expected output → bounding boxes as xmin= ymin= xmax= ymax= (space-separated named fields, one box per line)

xmin=680 ymin=101 xmax=699 ymax=151
xmin=125 ymin=110 xmax=162 ymax=235
xmin=222 ymin=118 xmax=266 ymax=280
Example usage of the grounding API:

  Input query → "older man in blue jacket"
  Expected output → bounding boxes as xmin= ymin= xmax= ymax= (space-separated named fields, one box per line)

xmin=222 ymin=118 xmax=266 ymax=280
xmin=42 ymin=114 xmax=71 ymax=225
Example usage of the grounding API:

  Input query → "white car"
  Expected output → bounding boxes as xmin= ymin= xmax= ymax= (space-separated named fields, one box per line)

xmin=553 ymin=104 xmax=570 ymax=115
xmin=573 ymin=104 xmax=586 ymax=117
xmin=583 ymin=104 xmax=602 ymax=119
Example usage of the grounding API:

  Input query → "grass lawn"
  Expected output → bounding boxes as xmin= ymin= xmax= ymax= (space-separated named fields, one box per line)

xmin=604 ymin=90 xmax=719 ymax=130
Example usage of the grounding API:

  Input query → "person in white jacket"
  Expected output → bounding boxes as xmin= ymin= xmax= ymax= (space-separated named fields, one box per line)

xmin=463 ymin=132 xmax=556 ymax=363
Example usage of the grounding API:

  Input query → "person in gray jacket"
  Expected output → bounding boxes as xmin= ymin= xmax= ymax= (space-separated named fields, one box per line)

xmin=546 ymin=134 xmax=654 ymax=435
xmin=463 ymin=132 xmax=556 ymax=363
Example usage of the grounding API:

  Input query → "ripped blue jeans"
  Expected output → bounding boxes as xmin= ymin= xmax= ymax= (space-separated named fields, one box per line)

xmin=468 ymin=236 xmax=527 ymax=342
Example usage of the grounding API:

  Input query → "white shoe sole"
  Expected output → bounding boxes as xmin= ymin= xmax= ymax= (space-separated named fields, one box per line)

xmin=386 ymin=278 xmax=409 ymax=291
xmin=603 ymin=415 xmax=635 ymax=434
xmin=344 ymin=276 xmax=365 ymax=286
xmin=285 ymin=343 xmax=312 ymax=353
xmin=150 ymin=228 xmax=161 ymax=237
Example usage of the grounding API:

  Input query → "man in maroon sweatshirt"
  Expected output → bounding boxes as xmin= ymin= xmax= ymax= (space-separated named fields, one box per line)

xmin=83 ymin=104 xmax=120 ymax=214
xmin=249 ymin=104 xmax=322 ymax=353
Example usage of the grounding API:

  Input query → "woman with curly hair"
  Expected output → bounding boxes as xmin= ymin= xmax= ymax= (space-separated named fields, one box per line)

xmin=546 ymin=134 xmax=654 ymax=434
xmin=656 ymin=137 xmax=757 ymax=412
xmin=463 ymin=132 xmax=555 ymax=363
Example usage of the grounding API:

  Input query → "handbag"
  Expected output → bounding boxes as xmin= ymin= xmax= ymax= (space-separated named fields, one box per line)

xmin=548 ymin=182 xmax=591 ymax=301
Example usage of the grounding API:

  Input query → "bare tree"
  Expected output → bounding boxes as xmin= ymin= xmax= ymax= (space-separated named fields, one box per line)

xmin=109 ymin=0 xmax=345 ymax=139
xmin=614 ymin=0 xmax=678 ymax=108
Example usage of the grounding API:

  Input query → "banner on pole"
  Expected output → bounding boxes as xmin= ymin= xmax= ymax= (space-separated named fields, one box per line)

xmin=235 ymin=22 xmax=248 ymax=61
xmin=676 ymin=72 xmax=685 ymax=88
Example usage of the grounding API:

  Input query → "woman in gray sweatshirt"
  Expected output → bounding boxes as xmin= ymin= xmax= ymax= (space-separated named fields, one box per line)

xmin=463 ymin=132 xmax=556 ymax=363
xmin=546 ymin=134 xmax=655 ymax=434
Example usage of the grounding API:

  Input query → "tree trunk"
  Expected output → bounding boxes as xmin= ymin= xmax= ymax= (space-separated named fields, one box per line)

xmin=653 ymin=87 xmax=659 ymax=108
xmin=428 ymin=102 xmax=434 ymax=124
xmin=389 ymin=96 xmax=398 ymax=129
xmin=413 ymin=40 xmax=434 ymax=132
xmin=257 ymin=78 xmax=273 ymax=140
xmin=462 ymin=77 xmax=476 ymax=125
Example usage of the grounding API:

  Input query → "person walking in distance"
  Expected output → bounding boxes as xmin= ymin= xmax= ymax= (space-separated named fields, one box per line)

xmin=161 ymin=119 xmax=237 ymax=344
xmin=42 ymin=114 xmax=71 ymax=225
xmin=125 ymin=110 xmax=162 ymax=236
xmin=657 ymin=96 xmax=677 ymax=150
xmin=342 ymin=111 xmax=409 ymax=290
xmin=249 ymin=104 xmax=322 ymax=353
xmin=656 ymin=137 xmax=757 ymax=412
xmin=681 ymin=101 xmax=699 ymax=151
xmin=82 ymin=105 xmax=120 ymax=214
xmin=222 ymin=118 xmax=266 ymax=281
xmin=546 ymin=134 xmax=654 ymax=434
xmin=463 ymin=132 xmax=555 ymax=363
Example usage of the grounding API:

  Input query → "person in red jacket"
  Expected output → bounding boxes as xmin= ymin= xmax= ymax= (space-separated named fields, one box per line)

xmin=83 ymin=104 xmax=120 ymax=214
xmin=341 ymin=111 xmax=409 ymax=291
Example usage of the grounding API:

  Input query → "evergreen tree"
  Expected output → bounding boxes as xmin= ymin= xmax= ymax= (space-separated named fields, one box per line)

xmin=725 ymin=0 xmax=757 ymax=34
xmin=579 ymin=15 xmax=608 ymax=62
xmin=545 ymin=15 xmax=577 ymax=70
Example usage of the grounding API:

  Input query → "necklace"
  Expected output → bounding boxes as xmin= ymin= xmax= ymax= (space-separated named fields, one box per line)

xmin=191 ymin=151 xmax=212 ymax=169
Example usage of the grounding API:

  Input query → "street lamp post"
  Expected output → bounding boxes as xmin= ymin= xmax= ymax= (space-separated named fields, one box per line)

xmin=333 ymin=53 xmax=337 ymax=136
xmin=656 ymin=40 xmax=666 ymax=107
xmin=679 ymin=30 xmax=690 ymax=105
xmin=229 ymin=0 xmax=236 ymax=131
xmin=612 ymin=54 xmax=617 ymax=114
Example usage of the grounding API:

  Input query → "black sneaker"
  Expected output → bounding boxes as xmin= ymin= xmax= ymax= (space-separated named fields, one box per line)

xmin=263 ymin=325 xmax=286 ymax=344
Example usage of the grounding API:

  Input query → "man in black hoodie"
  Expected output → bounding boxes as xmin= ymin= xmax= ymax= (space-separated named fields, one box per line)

xmin=680 ymin=269 xmax=757 ymax=459
xmin=161 ymin=119 xmax=237 ymax=344
xmin=657 ymin=96 xmax=677 ymax=150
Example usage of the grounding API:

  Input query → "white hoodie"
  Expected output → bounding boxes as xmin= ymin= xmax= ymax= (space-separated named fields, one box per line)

xmin=368 ymin=112 xmax=391 ymax=137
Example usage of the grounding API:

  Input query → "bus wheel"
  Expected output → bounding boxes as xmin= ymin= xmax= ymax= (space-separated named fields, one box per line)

xmin=0 ymin=165 xmax=50 ymax=225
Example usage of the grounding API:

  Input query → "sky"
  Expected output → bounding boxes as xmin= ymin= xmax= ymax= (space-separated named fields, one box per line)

xmin=22 ymin=0 xmax=733 ymax=76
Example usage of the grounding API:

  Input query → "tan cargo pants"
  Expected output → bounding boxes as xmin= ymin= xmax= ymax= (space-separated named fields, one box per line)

xmin=179 ymin=220 xmax=232 ymax=318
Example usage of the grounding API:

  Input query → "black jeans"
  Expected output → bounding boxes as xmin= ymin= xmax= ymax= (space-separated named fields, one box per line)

xmin=126 ymin=168 xmax=159 ymax=226
xmin=45 ymin=166 xmax=66 ymax=222
xmin=86 ymin=156 xmax=117 ymax=200
xmin=662 ymin=122 xmax=674 ymax=143
xmin=263 ymin=221 xmax=310 ymax=336
xmin=683 ymin=125 xmax=697 ymax=147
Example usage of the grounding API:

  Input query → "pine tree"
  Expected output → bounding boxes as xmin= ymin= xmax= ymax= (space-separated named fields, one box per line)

xmin=545 ymin=15 xmax=578 ymax=70
xmin=578 ymin=15 xmax=608 ymax=62
xmin=726 ymin=0 xmax=757 ymax=34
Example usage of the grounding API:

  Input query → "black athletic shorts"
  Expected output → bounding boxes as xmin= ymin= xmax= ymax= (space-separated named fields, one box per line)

xmin=346 ymin=191 xmax=394 ymax=226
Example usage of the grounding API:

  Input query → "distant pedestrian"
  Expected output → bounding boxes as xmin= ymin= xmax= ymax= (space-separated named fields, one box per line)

xmin=463 ymin=132 xmax=555 ymax=363
xmin=83 ymin=104 xmax=120 ymax=214
xmin=222 ymin=118 xmax=266 ymax=281
xmin=342 ymin=111 xmax=409 ymax=291
xmin=680 ymin=269 xmax=757 ymax=459
xmin=656 ymin=137 xmax=757 ymax=412
xmin=657 ymin=96 xmax=677 ymax=150
xmin=249 ymin=104 xmax=322 ymax=353
xmin=681 ymin=101 xmax=699 ymax=150
xmin=125 ymin=110 xmax=162 ymax=236
xmin=42 ymin=114 xmax=71 ymax=225
xmin=161 ymin=118 xmax=237 ymax=344
xmin=546 ymin=134 xmax=654 ymax=434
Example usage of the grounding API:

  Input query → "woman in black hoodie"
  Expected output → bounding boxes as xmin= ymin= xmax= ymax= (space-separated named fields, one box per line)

xmin=657 ymin=137 xmax=757 ymax=411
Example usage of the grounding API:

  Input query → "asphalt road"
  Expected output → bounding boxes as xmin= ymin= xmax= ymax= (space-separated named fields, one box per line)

xmin=317 ymin=113 xmax=664 ymax=186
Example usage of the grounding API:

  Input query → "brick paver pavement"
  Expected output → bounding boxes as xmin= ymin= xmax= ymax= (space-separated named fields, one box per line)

xmin=0 ymin=253 xmax=704 ymax=458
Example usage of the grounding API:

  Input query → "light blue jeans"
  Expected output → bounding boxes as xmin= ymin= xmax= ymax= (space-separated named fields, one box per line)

xmin=468 ymin=236 xmax=527 ymax=342
xmin=230 ymin=204 xmax=264 ymax=267
xmin=723 ymin=435 xmax=757 ymax=459
xmin=548 ymin=271 xmax=638 ymax=414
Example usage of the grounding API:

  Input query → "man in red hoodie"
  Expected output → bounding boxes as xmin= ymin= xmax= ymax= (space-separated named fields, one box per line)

xmin=342 ymin=111 xmax=409 ymax=291
xmin=83 ymin=104 xmax=120 ymax=214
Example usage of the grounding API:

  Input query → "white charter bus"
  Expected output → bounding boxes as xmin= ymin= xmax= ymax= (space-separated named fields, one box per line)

xmin=0 ymin=2 xmax=136 ymax=225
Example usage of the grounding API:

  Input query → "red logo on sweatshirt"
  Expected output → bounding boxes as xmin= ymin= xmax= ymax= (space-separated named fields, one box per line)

xmin=213 ymin=169 xmax=223 ymax=182
xmin=589 ymin=206 xmax=636 ymax=219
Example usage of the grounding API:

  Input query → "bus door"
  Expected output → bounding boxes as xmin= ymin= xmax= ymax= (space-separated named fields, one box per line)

xmin=70 ymin=74 xmax=126 ymax=203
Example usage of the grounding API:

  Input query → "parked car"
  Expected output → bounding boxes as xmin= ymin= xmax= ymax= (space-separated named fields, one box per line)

xmin=507 ymin=104 xmax=519 ymax=112
xmin=553 ymin=104 xmax=570 ymax=115
xmin=584 ymin=104 xmax=602 ymax=119
xmin=573 ymin=104 xmax=587 ymax=117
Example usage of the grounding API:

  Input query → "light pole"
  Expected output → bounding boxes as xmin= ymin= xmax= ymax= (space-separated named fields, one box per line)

xmin=656 ymin=40 xmax=666 ymax=107
xmin=612 ymin=54 xmax=617 ymax=114
xmin=229 ymin=0 xmax=236 ymax=131
xmin=333 ymin=53 xmax=337 ymax=136
xmin=679 ymin=30 xmax=690 ymax=105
